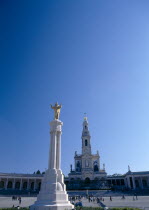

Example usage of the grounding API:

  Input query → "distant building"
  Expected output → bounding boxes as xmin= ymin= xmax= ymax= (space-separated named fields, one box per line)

xmin=0 ymin=173 xmax=42 ymax=192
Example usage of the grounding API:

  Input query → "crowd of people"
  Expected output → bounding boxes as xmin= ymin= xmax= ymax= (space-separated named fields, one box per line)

xmin=12 ymin=196 xmax=22 ymax=205
xmin=68 ymin=193 xmax=139 ymax=207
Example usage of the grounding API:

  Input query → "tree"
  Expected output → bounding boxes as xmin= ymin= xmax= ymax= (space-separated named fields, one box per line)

xmin=36 ymin=170 xmax=41 ymax=174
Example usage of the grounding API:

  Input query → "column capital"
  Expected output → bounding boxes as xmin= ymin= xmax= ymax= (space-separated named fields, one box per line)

xmin=50 ymin=120 xmax=63 ymax=132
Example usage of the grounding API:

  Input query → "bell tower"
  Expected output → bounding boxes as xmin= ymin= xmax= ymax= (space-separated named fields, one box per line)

xmin=69 ymin=114 xmax=107 ymax=181
xmin=82 ymin=117 xmax=91 ymax=155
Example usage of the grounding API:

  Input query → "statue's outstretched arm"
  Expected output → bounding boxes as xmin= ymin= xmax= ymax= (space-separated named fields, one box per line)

xmin=58 ymin=105 xmax=62 ymax=108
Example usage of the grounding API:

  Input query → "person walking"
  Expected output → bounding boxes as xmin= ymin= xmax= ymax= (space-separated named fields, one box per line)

xmin=18 ymin=197 xmax=21 ymax=205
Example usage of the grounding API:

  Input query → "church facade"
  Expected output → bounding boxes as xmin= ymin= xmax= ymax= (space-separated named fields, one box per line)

xmin=68 ymin=117 xmax=106 ymax=181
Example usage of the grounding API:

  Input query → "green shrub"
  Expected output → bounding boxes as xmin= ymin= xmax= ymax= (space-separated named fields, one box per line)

xmin=76 ymin=208 xmax=103 ymax=210
xmin=0 ymin=208 xmax=29 ymax=210
xmin=75 ymin=208 xmax=141 ymax=210
xmin=111 ymin=208 xmax=141 ymax=210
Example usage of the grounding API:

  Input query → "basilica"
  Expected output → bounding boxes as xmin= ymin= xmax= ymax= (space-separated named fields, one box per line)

xmin=68 ymin=117 xmax=106 ymax=181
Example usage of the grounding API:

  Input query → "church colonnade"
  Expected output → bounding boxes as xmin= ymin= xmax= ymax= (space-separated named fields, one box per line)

xmin=126 ymin=175 xmax=149 ymax=190
xmin=1 ymin=173 xmax=149 ymax=191
xmin=0 ymin=176 xmax=42 ymax=191
xmin=107 ymin=178 xmax=125 ymax=186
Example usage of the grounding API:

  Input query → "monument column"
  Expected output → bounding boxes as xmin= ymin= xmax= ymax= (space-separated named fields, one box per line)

xmin=56 ymin=131 xmax=61 ymax=170
xmin=30 ymin=103 xmax=74 ymax=210
xmin=49 ymin=131 xmax=57 ymax=169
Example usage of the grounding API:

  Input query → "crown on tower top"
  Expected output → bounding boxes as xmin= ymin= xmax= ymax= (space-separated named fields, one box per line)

xmin=84 ymin=116 xmax=87 ymax=121
xmin=84 ymin=113 xmax=88 ymax=121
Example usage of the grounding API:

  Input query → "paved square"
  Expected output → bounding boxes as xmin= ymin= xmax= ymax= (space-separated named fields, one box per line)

xmin=0 ymin=196 xmax=149 ymax=209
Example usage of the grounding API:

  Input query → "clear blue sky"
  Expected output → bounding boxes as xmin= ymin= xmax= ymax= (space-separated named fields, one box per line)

xmin=0 ymin=0 xmax=149 ymax=176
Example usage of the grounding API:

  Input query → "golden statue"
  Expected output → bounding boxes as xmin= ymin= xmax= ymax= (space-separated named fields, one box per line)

xmin=51 ymin=102 xmax=62 ymax=120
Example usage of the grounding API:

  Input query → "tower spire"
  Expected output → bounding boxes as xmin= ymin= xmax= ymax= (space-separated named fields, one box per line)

xmin=82 ymin=116 xmax=91 ymax=155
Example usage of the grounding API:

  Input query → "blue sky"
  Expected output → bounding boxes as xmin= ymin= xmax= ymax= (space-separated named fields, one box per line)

xmin=1 ymin=0 xmax=149 ymax=176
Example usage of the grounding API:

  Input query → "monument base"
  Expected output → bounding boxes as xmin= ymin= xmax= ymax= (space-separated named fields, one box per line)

xmin=30 ymin=169 xmax=74 ymax=210
xmin=30 ymin=203 xmax=73 ymax=210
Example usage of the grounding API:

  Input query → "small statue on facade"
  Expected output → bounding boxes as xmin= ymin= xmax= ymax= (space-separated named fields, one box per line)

xmin=70 ymin=164 xmax=72 ymax=172
xmin=103 ymin=163 xmax=105 ymax=170
xmin=51 ymin=102 xmax=62 ymax=120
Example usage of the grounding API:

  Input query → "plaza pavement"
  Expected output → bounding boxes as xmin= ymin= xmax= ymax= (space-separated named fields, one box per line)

xmin=0 ymin=196 xmax=149 ymax=209
xmin=82 ymin=196 xmax=149 ymax=209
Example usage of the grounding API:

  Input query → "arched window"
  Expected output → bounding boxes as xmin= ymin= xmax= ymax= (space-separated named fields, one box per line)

xmin=85 ymin=139 xmax=88 ymax=146
xmin=85 ymin=125 xmax=87 ymax=129
xmin=94 ymin=161 xmax=99 ymax=172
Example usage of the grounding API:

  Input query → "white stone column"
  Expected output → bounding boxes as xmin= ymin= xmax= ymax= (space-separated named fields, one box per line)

xmin=34 ymin=179 xmax=36 ymax=191
xmin=140 ymin=177 xmax=143 ymax=189
xmin=147 ymin=176 xmax=149 ymax=187
xmin=49 ymin=131 xmax=57 ymax=169
xmin=127 ymin=177 xmax=131 ymax=189
xmin=27 ymin=179 xmax=30 ymax=190
xmin=56 ymin=131 xmax=61 ymax=170
xmin=124 ymin=178 xmax=127 ymax=188
xmin=13 ymin=179 xmax=15 ymax=189
xmin=132 ymin=176 xmax=136 ymax=190
xmin=20 ymin=179 xmax=22 ymax=190
xmin=5 ymin=178 xmax=8 ymax=190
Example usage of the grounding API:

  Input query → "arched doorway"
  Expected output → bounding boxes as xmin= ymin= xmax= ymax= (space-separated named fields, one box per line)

xmin=85 ymin=177 xmax=90 ymax=184
xmin=142 ymin=179 xmax=147 ymax=187
xmin=135 ymin=180 xmax=139 ymax=188
xmin=23 ymin=182 xmax=27 ymax=190
xmin=31 ymin=182 xmax=34 ymax=190
xmin=7 ymin=181 xmax=12 ymax=189
xmin=15 ymin=182 xmax=20 ymax=189
xmin=0 ymin=181 xmax=4 ymax=188
xmin=38 ymin=182 xmax=41 ymax=190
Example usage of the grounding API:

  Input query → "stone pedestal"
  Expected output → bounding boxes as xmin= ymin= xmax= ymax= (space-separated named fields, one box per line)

xmin=30 ymin=120 xmax=74 ymax=210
